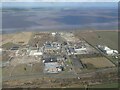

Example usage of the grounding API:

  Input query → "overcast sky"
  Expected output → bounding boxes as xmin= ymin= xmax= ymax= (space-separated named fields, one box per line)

xmin=1 ymin=2 xmax=118 ymax=8
xmin=0 ymin=0 xmax=119 ymax=9
xmin=1 ymin=0 xmax=120 ymax=2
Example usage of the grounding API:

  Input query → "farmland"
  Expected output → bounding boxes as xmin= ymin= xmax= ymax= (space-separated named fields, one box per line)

xmin=89 ymin=83 xmax=118 ymax=88
xmin=75 ymin=30 xmax=118 ymax=50
xmin=2 ymin=63 xmax=43 ymax=78
xmin=2 ymin=32 xmax=33 ymax=47
xmin=81 ymin=57 xmax=115 ymax=68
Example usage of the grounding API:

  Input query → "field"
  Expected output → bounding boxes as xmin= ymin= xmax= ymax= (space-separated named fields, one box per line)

xmin=2 ymin=66 xmax=14 ymax=77
xmin=89 ymin=83 xmax=118 ymax=88
xmin=0 ymin=68 xmax=1 ymax=89
xmin=12 ymin=63 xmax=43 ymax=76
xmin=2 ymin=63 xmax=43 ymax=78
xmin=81 ymin=57 xmax=115 ymax=68
xmin=0 ymin=35 xmax=2 ymax=47
xmin=75 ymin=30 xmax=118 ymax=50
xmin=28 ymin=32 xmax=54 ymax=47
xmin=2 ymin=32 xmax=33 ymax=47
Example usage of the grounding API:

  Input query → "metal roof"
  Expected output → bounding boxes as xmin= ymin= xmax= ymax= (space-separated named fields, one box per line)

xmin=44 ymin=57 xmax=57 ymax=63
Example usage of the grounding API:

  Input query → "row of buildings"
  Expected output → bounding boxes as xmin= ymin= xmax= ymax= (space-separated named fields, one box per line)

xmin=66 ymin=41 xmax=95 ymax=55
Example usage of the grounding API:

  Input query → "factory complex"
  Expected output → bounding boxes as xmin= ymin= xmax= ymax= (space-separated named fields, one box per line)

xmin=2 ymin=32 xmax=119 ymax=75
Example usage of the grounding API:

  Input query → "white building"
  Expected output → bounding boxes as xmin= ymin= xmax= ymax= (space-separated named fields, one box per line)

xmin=44 ymin=62 xmax=60 ymax=73
xmin=105 ymin=50 xmax=114 ymax=55
xmin=106 ymin=50 xmax=119 ymax=56
xmin=44 ymin=42 xmax=60 ymax=53
xmin=51 ymin=32 xmax=56 ymax=36
xmin=43 ymin=57 xmax=62 ymax=73
xmin=74 ymin=47 xmax=87 ymax=52
xmin=97 ymin=45 xmax=118 ymax=56
xmin=0 ymin=48 xmax=2 ymax=55
xmin=74 ymin=46 xmax=87 ymax=55
xmin=29 ymin=50 xmax=43 ymax=56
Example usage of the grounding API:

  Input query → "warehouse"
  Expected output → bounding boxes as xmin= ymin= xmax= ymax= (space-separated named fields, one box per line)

xmin=43 ymin=57 xmax=62 ymax=73
xmin=44 ymin=42 xmax=60 ymax=53
xmin=29 ymin=50 xmax=43 ymax=56
xmin=97 ymin=45 xmax=118 ymax=55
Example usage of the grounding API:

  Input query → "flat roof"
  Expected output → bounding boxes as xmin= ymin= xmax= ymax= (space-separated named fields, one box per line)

xmin=44 ymin=57 xmax=57 ymax=63
xmin=44 ymin=62 xmax=59 ymax=73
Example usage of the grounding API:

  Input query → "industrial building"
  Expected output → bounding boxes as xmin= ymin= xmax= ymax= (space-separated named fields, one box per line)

xmin=0 ymin=48 xmax=2 ymax=55
xmin=51 ymin=32 xmax=56 ymax=37
xmin=29 ymin=50 xmax=43 ymax=56
xmin=43 ymin=42 xmax=61 ymax=53
xmin=11 ymin=46 xmax=19 ymax=50
xmin=43 ymin=57 xmax=63 ymax=73
xmin=66 ymin=41 xmax=94 ymax=55
xmin=74 ymin=45 xmax=87 ymax=55
xmin=97 ymin=45 xmax=118 ymax=56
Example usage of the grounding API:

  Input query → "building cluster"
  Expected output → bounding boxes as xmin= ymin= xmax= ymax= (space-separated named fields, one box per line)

xmin=43 ymin=56 xmax=65 ymax=73
xmin=59 ymin=32 xmax=97 ymax=56
xmin=15 ymin=40 xmax=65 ymax=73
xmin=2 ymin=33 xmax=65 ymax=73
xmin=60 ymin=32 xmax=79 ymax=43
xmin=97 ymin=45 xmax=119 ymax=56
xmin=2 ymin=32 xmax=119 ymax=74
xmin=42 ymin=41 xmax=65 ymax=73
xmin=66 ymin=41 xmax=95 ymax=55
xmin=43 ymin=41 xmax=61 ymax=54
xmin=26 ymin=43 xmax=63 ymax=73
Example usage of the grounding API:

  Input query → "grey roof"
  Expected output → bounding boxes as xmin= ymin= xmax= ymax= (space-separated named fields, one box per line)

xmin=44 ymin=57 xmax=57 ymax=63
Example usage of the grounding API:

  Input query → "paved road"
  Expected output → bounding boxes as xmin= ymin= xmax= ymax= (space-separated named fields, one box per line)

xmin=3 ymin=67 xmax=117 ymax=81
xmin=70 ymin=55 xmax=83 ymax=68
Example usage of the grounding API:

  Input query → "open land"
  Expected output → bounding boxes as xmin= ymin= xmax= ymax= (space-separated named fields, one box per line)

xmin=81 ymin=57 xmax=115 ymax=68
xmin=1 ymin=30 xmax=119 ymax=88
xmin=1 ymin=32 xmax=32 ymax=47
xmin=74 ymin=30 xmax=118 ymax=50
